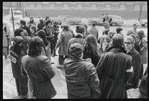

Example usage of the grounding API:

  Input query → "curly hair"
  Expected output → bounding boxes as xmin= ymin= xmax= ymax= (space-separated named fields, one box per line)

xmin=83 ymin=34 xmax=98 ymax=56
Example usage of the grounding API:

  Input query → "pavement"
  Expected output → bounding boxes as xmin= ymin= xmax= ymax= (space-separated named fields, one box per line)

xmin=3 ymin=55 xmax=143 ymax=99
xmin=3 ymin=55 xmax=68 ymax=99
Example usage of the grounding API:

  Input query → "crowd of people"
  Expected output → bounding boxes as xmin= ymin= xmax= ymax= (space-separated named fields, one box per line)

xmin=3 ymin=15 xmax=148 ymax=99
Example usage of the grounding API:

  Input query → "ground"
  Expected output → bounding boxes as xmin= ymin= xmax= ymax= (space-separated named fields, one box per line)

xmin=3 ymin=25 xmax=147 ymax=99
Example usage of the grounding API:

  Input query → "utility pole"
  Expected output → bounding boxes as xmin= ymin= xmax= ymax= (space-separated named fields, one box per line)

xmin=138 ymin=2 xmax=143 ymax=21
xmin=11 ymin=8 xmax=15 ymax=37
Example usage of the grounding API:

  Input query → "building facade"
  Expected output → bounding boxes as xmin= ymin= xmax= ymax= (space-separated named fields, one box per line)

xmin=3 ymin=2 xmax=147 ymax=19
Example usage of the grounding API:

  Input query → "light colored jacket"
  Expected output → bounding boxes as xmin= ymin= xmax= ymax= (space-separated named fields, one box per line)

xmin=56 ymin=31 xmax=73 ymax=55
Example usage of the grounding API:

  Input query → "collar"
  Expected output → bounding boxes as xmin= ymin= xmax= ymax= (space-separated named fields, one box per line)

xmin=107 ymin=46 xmax=126 ymax=53
xmin=75 ymin=33 xmax=83 ymax=38
xmin=128 ymin=48 xmax=135 ymax=54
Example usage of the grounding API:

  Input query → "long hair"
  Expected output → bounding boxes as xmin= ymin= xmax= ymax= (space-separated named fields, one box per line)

xmin=83 ymin=34 xmax=98 ymax=56
xmin=99 ymin=35 xmax=110 ymax=46
xmin=37 ymin=30 xmax=49 ymax=46
xmin=28 ymin=36 xmax=43 ymax=57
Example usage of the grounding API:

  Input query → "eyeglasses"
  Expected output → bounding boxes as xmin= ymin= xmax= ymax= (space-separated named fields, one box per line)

xmin=125 ymin=42 xmax=132 ymax=44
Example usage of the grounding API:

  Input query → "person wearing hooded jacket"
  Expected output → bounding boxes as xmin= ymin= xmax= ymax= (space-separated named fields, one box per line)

xmin=9 ymin=36 xmax=28 ymax=99
xmin=14 ymin=28 xmax=31 ymax=55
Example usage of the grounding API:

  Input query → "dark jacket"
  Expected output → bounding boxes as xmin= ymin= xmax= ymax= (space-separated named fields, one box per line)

xmin=20 ymin=26 xmax=31 ymax=36
xmin=64 ymin=58 xmax=101 ymax=99
xmin=83 ymin=49 xmax=100 ymax=67
xmin=21 ymin=55 xmax=56 ymax=99
xmin=37 ymin=23 xmax=45 ymax=31
xmin=134 ymin=42 xmax=141 ymax=54
xmin=139 ymin=74 xmax=148 ymax=98
xmin=52 ymin=25 xmax=59 ymax=41
xmin=67 ymin=34 xmax=85 ymax=54
xmin=98 ymin=45 xmax=110 ymax=57
xmin=22 ymin=36 xmax=31 ymax=55
xmin=96 ymin=47 xmax=133 ymax=98
xmin=43 ymin=26 xmax=53 ymax=37
xmin=43 ymin=26 xmax=55 ymax=42
xmin=9 ymin=45 xmax=27 ymax=79
xmin=127 ymin=48 xmax=142 ymax=89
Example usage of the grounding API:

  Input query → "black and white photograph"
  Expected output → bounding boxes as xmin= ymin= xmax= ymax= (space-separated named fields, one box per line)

xmin=3 ymin=1 xmax=148 ymax=99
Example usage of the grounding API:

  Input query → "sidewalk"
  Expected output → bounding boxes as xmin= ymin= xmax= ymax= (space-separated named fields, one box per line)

xmin=3 ymin=56 xmax=68 ymax=99
xmin=3 ymin=56 xmax=141 ymax=99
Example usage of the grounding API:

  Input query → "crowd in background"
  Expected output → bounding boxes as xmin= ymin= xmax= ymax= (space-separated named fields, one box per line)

xmin=3 ymin=14 xmax=148 ymax=99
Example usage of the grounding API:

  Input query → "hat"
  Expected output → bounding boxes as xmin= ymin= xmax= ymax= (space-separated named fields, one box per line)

xmin=14 ymin=36 xmax=23 ymax=44
xmin=69 ymin=43 xmax=83 ymax=58
xmin=116 ymin=27 xmax=123 ymax=34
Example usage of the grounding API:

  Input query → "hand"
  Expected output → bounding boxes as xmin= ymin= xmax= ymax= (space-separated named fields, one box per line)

xmin=86 ymin=58 xmax=92 ymax=62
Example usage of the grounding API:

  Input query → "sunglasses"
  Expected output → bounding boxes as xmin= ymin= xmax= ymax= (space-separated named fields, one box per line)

xmin=125 ymin=42 xmax=132 ymax=44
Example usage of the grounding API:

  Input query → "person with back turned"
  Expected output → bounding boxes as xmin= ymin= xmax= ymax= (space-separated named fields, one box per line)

xmin=96 ymin=34 xmax=133 ymax=98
